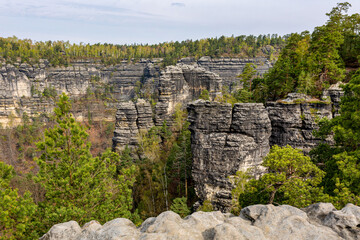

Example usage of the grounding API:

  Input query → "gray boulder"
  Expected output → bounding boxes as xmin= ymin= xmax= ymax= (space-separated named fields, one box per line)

xmin=40 ymin=203 xmax=360 ymax=240
xmin=40 ymin=221 xmax=81 ymax=240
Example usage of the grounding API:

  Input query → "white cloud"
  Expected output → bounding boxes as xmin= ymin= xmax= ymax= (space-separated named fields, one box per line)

xmin=1 ymin=0 xmax=359 ymax=44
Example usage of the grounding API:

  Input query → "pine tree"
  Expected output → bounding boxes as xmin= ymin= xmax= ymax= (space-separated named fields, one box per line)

xmin=34 ymin=93 xmax=138 ymax=233
xmin=0 ymin=161 xmax=38 ymax=239
xmin=239 ymin=145 xmax=329 ymax=208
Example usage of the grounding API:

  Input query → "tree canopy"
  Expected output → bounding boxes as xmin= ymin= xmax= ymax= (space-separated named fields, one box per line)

xmin=34 ymin=93 xmax=139 ymax=233
xmin=239 ymin=145 xmax=328 ymax=208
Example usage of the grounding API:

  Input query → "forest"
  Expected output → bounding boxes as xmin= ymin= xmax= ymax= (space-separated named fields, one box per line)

xmin=0 ymin=34 xmax=285 ymax=67
xmin=1 ymin=2 xmax=360 ymax=239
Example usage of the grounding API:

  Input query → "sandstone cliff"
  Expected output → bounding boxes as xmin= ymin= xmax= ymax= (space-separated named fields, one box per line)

xmin=40 ymin=202 xmax=360 ymax=240
xmin=0 ymin=57 xmax=269 ymax=128
xmin=187 ymin=97 xmax=338 ymax=211
xmin=180 ymin=56 xmax=272 ymax=87
xmin=112 ymin=64 xmax=224 ymax=152
xmin=187 ymin=100 xmax=271 ymax=211
xmin=0 ymin=59 xmax=160 ymax=127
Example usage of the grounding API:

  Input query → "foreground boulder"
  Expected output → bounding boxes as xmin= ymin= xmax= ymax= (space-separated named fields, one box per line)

xmin=40 ymin=203 xmax=360 ymax=240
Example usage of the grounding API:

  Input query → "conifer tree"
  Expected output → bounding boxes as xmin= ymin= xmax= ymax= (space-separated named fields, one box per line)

xmin=0 ymin=161 xmax=37 ymax=239
xmin=34 ymin=93 xmax=138 ymax=233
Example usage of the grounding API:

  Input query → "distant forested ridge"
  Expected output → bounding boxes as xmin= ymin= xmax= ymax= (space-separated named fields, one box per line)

xmin=0 ymin=34 xmax=285 ymax=67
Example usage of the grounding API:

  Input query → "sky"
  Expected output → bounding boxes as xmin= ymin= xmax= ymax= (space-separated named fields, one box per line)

xmin=0 ymin=0 xmax=359 ymax=45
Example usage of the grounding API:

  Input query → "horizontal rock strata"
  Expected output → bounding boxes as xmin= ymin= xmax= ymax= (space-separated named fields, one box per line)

xmin=187 ymin=100 xmax=271 ymax=211
xmin=0 ymin=57 xmax=267 ymax=127
xmin=112 ymin=99 xmax=154 ymax=153
xmin=187 ymin=97 xmax=338 ymax=210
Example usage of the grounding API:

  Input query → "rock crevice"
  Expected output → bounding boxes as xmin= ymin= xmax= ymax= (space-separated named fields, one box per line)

xmin=187 ymin=97 xmax=338 ymax=211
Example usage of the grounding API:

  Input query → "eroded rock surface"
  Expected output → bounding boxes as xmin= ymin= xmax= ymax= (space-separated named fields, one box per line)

xmin=41 ymin=203 xmax=360 ymax=240
xmin=267 ymin=101 xmax=333 ymax=154
xmin=187 ymin=97 xmax=339 ymax=210
xmin=112 ymin=64 xmax=223 ymax=152
xmin=0 ymin=57 xmax=268 ymax=128
xmin=187 ymin=100 xmax=271 ymax=211
xmin=112 ymin=99 xmax=154 ymax=153
xmin=0 ymin=59 xmax=160 ymax=127
xmin=154 ymin=64 xmax=222 ymax=126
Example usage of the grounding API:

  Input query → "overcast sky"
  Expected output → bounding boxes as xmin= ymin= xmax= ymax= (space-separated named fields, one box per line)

xmin=0 ymin=0 xmax=359 ymax=44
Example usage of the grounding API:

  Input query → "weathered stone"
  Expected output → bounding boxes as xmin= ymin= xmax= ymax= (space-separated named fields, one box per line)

xmin=40 ymin=221 xmax=81 ymax=240
xmin=41 ymin=203 xmax=360 ymax=240
xmin=187 ymin=100 xmax=271 ymax=211
xmin=191 ymin=56 xmax=273 ymax=87
xmin=322 ymin=82 xmax=344 ymax=116
xmin=94 ymin=218 xmax=140 ymax=240
xmin=240 ymin=204 xmax=341 ymax=240
xmin=112 ymin=101 xmax=139 ymax=153
xmin=154 ymin=64 xmax=222 ymax=126
xmin=0 ymin=59 xmax=160 ymax=127
xmin=267 ymin=101 xmax=333 ymax=154
xmin=188 ymin=95 xmax=339 ymax=211
xmin=113 ymin=64 xmax=224 ymax=152
xmin=322 ymin=203 xmax=360 ymax=240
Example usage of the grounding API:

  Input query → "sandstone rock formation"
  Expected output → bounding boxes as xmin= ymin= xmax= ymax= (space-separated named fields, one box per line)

xmin=267 ymin=101 xmax=333 ymax=154
xmin=40 ymin=203 xmax=360 ymax=240
xmin=187 ymin=100 xmax=272 ymax=211
xmin=112 ymin=99 xmax=154 ymax=153
xmin=0 ymin=59 xmax=160 ymax=127
xmin=187 ymin=96 xmax=339 ymax=210
xmin=154 ymin=64 xmax=222 ymax=125
xmin=180 ymin=56 xmax=272 ymax=87
xmin=112 ymin=64 xmax=224 ymax=152
xmin=0 ymin=57 xmax=268 ymax=128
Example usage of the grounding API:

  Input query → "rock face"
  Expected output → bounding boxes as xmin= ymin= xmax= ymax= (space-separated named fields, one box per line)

xmin=112 ymin=99 xmax=154 ymax=153
xmin=0 ymin=57 xmax=268 ymax=128
xmin=0 ymin=59 xmax=160 ymax=127
xmin=187 ymin=100 xmax=272 ymax=211
xmin=40 ymin=203 xmax=360 ymax=240
xmin=180 ymin=56 xmax=272 ymax=87
xmin=155 ymin=64 xmax=222 ymax=125
xmin=112 ymin=64 xmax=223 ymax=152
xmin=267 ymin=101 xmax=333 ymax=154
xmin=187 ymin=97 xmax=339 ymax=210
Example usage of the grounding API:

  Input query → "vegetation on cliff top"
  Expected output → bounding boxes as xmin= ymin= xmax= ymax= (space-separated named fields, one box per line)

xmin=0 ymin=34 xmax=285 ymax=67
xmin=213 ymin=2 xmax=360 ymax=103
xmin=1 ymin=2 xmax=360 ymax=239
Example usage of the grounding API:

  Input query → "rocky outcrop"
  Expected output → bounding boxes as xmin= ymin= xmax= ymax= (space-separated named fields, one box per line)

xmin=187 ymin=95 xmax=340 ymax=210
xmin=112 ymin=64 xmax=224 ymax=152
xmin=187 ymin=100 xmax=271 ymax=211
xmin=0 ymin=57 xmax=270 ymax=128
xmin=267 ymin=101 xmax=333 ymax=154
xmin=0 ymin=59 xmax=160 ymax=127
xmin=112 ymin=99 xmax=154 ymax=153
xmin=40 ymin=203 xmax=360 ymax=240
xmin=322 ymin=82 xmax=344 ymax=116
xmin=180 ymin=56 xmax=273 ymax=87
xmin=155 ymin=64 xmax=222 ymax=125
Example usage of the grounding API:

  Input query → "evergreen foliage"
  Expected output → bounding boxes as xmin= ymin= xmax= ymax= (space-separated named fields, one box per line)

xmin=134 ymin=105 xmax=194 ymax=219
xmin=0 ymin=35 xmax=285 ymax=67
xmin=0 ymin=161 xmax=38 ymax=239
xmin=264 ymin=2 xmax=360 ymax=100
xmin=311 ymin=70 xmax=360 ymax=208
xmin=239 ymin=145 xmax=328 ymax=208
xmin=170 ymin=197 xmax=190 ymax=218
xmin=34 ymin=93 xmax=138 ymax=233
